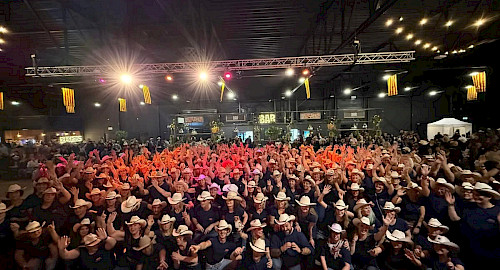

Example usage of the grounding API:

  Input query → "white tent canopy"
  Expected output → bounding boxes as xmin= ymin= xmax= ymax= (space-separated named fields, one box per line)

xmin=427 ymin=118 xmax=472 ymax=140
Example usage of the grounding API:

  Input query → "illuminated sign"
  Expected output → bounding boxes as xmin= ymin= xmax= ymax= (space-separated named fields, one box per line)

xmin=300 ymin=112 xmax=322 ymax=120
xmin=59 ymin=135 xmax=83 ymax=144
xmin=259 ymin=113 xmax=276 ymax=124
xmin=184 ymin=116 xmax=204 ymax=123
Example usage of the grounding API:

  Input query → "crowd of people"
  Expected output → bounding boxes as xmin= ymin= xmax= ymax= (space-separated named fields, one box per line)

xmin=0 ymin=129 xmax=499 ymax=270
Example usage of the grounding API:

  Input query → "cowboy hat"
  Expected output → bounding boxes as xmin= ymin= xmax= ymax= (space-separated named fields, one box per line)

xmin=95 ymin=173 xmax=108 ymax=179
xmin=474 ymin=182 xmax=500 ymax=199
xmin=353 ymin=217 xmax=371 ymax=227
xmin=197 ymin=191 xmax=214 ymax=201
xmin=85 ymin=188 xmax=106 ymax=200
xmin=431 ymin=178 xmax=455 ymax=193
xmin=133 ymin=235 xmax=155 ymax=251
xmin=383 ymin=202 xmax=401 ymax=213
xmin=152 ymin=199 xmax=167 ymax=208
xmin=426 ymin=218 xmax=449 ymax=233
xmin=121 ymin=196 xmax=142 ymax=213
xmin=373 ymin=176 xmax=388 ymax=185
xmin=268 ymin=159 xmax=277 ymax=164
xmin=43 ymin=187 xmax=58 ymax=195
xmin=7 ymin=184 xmax=26 ymax=193
xmin=390 ymin=171 xmax=401 ymax=178
xmin=296 ymin=196 xmax=316 ymax=206
xmin=125 ymin=216 xmax=147 ymax=227
xmin=353 ymin=199 xmax=371 ymax=212
xmin=222 ymin=184 xmax=238 ymax=193
xmin=216 ymin=220 xmax=232 ymax=233
xmin=168 ymin=193 xmax=186 ymax=205
xmin=74 ymin=218 xmax=95 ymax=232
xmin=275 ymin=213 xmax=295 ymax=225
xmin=351 ymin=169 xmax=364 ymax=178
xmin=195 ymin=174 xmax=206 ymax=181
xmin=455 ymin=182 xmax=473 ymax=197
xmin=0 ymin=203 xmax=14 ymax=213
xmin=223 ymin=191 xmax=242 ymax=201
xmin=120 ymin=183 xmax=131 ymax=190
xmin=70 ymin=199 xmax=92 ymax=209
xmin=252 ymin=169 xmax=261 ymax=175
xmin=247 ymin=181 xmax=258 ymax=188
xmin=405 ymin=182 xmax=422 ymax=191
xmin=83 ymin=167 xmax=96 ymax=174
xmin=304 ymin=175 xmax=315 ymax=185
xmin=273 ymin=170 xmax=282 ymax=177
xmin=172 ymin=225 xmax=193 ymax=236
xmin=26 ymin=221 xmax=45 ymax=233
xmin=34 ymin=177 xmax=50 ymax=185
xmin=428 ymin=235 xmax=459 ymax=251
xmin=334 ymin=200 xmax=348 ymax=210
xmin=312 ymin=168 xmax=323 ymax=175
xmin=247 ymin=219 xmax=267 ymax=231
xmin=105 ymin=191 xmax=121 ymax=200
xmin=82 ymin=233 xmax=101 ymax=247
xmin=350 ymin=183 xmax=365 ymax=192
xmin=253 ymin=193 xmax=268 ymax=204
xmin=365 ymin=164 xmax=374 ymax=170
xmin=326 ymin=169 xmax=335 ymax=175
xmin=329 ymin=223 xmax=345 ymax=234
xmin=249 ymin=238 xmax=266 ymax=253
xmin=208 ymin=183 xmax=222 ymax=195
xmin=159 ymin=214 xmax=176 ymax=224
xmin=103 ymin=180 xmax=114 ymax=188
xmin=419 ymin=140 xmax=429 ymax=145
xmin=386 ymin=230 xmax=413 ymax=243
xmin=274 ymin=191 xmax=290 ymax=201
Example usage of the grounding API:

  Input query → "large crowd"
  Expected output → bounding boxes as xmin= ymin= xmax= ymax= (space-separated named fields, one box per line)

xmin=0 ymin=129 xmax=499 ymax=270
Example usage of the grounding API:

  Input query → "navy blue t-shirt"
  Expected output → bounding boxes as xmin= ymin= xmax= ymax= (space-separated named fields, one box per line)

xmin=192 ymin=204 xmax=220 ymax=228
xmin=205 ymin=236 xmax=237 ymax=265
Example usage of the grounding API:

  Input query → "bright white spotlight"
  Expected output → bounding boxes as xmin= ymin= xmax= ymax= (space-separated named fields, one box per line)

xmin=414 ymin=40 xmax=422 ymax=45
xmin=445 ymin=20 xmax=454 ymax=27
xmin=298 ymin=77 xmax=305 ymax=83
xmin=385 ymin=19 xmax=393 ymax=27
xmin=0 ymin=38 xmax=5 ymax=44
xmin=419 ymin=18 xmax=428 ymax=25
xmin=429 ymin=91 xmax=438 ymax=96
xmin=11 ymin=101 xmax=20 ymax=105
xmin=138 ymin=84 xmax=144 ymax=89
xmin=465 ymin=85 xmax=473 ymax=89
xmin=94 ymin=102 xmax=101 ymax=107
xmin=285 ymin=90 xmax=292 ymax=97
xmin=378 ymin=93 xmax=386 ymax=98
xmin=343 ymin=88 xmax=352 ymax=95
xmin=406 ymin=34 xmax=414 ymax=40
xmin=0 ymin=26 xmax=7 ymax=33
xmin=199 ymin=71 xmax=208 ymax=81
xmin=469 ymin=72 xmax=479 ymax=76
xmin=227 ymin=92 xmax=235 ymax=99
xmin=382 ymin=74 xmax=391 ymax=80
xmin=120 ymin=74 xmax=132 ymax=84
xmin=217 ymin=81 xmax=223 ymax=86
xmin=399 ymin=17 xmax=404 ymax=21
xmin=431 ymin=46 xmax=438 ymax=51
xmin=172 ymin=94 xmax=178 ymax=100
xmin=395 ymin=27 xmax=404 ymax=34
xmin=474 ymin=18 xmax=485 ymax=27
xmin=468 ymin=44 xmax=474 ymax=49
xmin=423 ymin=43 xmax=431 ymax=49
xmin=285 ymin=68 xmax=294 ymax=76
xmin=404 ymin=86 xmax=411 ymax=91
xmin=140 ymin=101 xmax=145 ymax=105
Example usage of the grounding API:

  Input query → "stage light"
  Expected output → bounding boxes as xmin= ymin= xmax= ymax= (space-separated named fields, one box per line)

xmin=468 ymin=44 xmax=474 ymax=49
xmin=298 ymin=77 xmax=305 ymax=83
xmin=199 ymin=71 xmax=208 ymax=81
xmin=404 ymin=86 xmax=411 ymax=91
xmin=458 ymin=49 xmax=466 ymax=53
xmin=423 ymin=43 xmax=431 ymax=49
xmin=224 ymin=72 xmax=232 ymax=79
xmin=474 ymin=18 xmax=485 ymax=27
xmin=227 ymin=92 xmax=235 ymax=99
xmin=382 ymin=74 xmax=391 ymax=80
xmin=395 ymin=27 xmax=403 ymax=34
xmin=414 ymin=40 xmax=422 ymax=45
xmin=406 ymin=34 xmax=414 ymax=40
xmin=165 ymin=75 xmax=173 ymax=81
xmin=386 ymin=19 xmax=393 ymax=26
xmin=451 ymin=50 xmax=458 ymax=54
xmin=11 ymin=101 xmax=20 ymax=105
xmin=445 ymin=20 xmax=454 ymax=27
xmin=285 ymin=90 xmax=292 ymax=97
xmin=120 ymin=74 xmax=132 ymax=84
xmin=465 ymin=85 xmax=473 ymax=89
xmin=41 ymin=133 xmax=46 ymax=137
xmin=98 ymin=78 xmax=106 ymax=83
xmin=138 ymin=84 xmax=144 ymax=89
xmin=217 ymin=81 xmax=223 ymax=86
xmin=399 ymin=17 xmax=404 ymax=21
xmin=172 ymin=94 xmax=178 ymax=100
xmin=431 ymin=46 xmax=438 ymax=51
xmin=285 ymin=68 xmax=294 ymax=77
xmin=94 ymin=102 xmax=101 ymax=107
xmin=378 ymin=93 xmax=386 ymax=98
xmin=469 ymin=72 xmax=479 ymax=76
xmin=0 ymin=26 xmax=8 ymax=33
xmin=429 ymin=91 xmax=438 ymax=96
xmin=419 ymin=18 xmax=428 ymax=25
xmin=0 ymin=38 xmax=5 ymax=44
xmin=343 ymin=88 xmax=352 ymax=95
xmin=140 ymin=101 xmax=145 ymax=105
xmin=302 ymin=69 xmax=310 ymax=75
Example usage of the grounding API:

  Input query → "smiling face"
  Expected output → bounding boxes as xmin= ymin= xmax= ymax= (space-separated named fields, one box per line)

xmin=79 ymin=225 xmax=90 ymax=237
xmin=217 ymin=228 xmax=229 ymax=240
xmin=43 ymin=193 xmax=56 ymax=204
xmin=152 ymin=205 xmax=162 ymax=215
xmin=300 ymin=205 xmax=309 ymax=214
xmin=433 ymin=244 xmax=450 ymax=255
xmin=375 ymin=182 xmax=385 ymax=193
xmin=329 ymin=231 xmax=341 ymax=243
xmin=128 ymin=223 xmax=142 ymax=235
xmin=361 ymin=205 xmax=371 ymax=216
xmin=106 ymin=198 xmax=116 ymax=207
xmin=358 ymin=223 xmax=370 ymax=235
xmin=74 ymin=205 xmax=87 ymax=216
xmin=29 ymin=228 xmax=43 ymax=240
xmin=473 ymin=191 xmax=491 ymax=204
xmin=391 ymin=241 xmax=403 ymax=249
xmin=335 ymin=207 xmax=345 ymax=217
xmin=252 ymin=227 xmax=264 ymax=239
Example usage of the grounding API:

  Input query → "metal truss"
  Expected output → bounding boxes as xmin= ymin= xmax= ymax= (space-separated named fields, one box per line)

xmin=25 ymin=51 xmax=414 ymax=77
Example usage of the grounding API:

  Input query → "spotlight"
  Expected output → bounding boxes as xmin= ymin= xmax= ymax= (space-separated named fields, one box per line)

xmin=0 ymin=38 xmax=5 ymax=44
xmin=385 ymin=19 xmax=393 ymax=27
xmin=302 ymin=69 xmax=310 ymax=76
xmin=41 ymin=133 xmax=46 ymax=137
xmin=378 ymin=93 xmax=386 ymax=98
xmin=227 ymin=92 xmax=235 ymax=99
xmin=445 ymin=20 xmax=454 ymax=27
xmin=172 ymin=94 xmax=178 ymax=100
xmin=431 ymin=46 xmax=438 ymax=51
xmin=0 ymin=26 xmax=8 ymax=33
xmin=343 ymin=88 xmax=352 ymax=95
xmin=217 ymin=81 xmax=223 ymax=86
xmin=464 ymin=85 xmax=473 ymax=89
xmin=414 ymin=40 xmax=422 ymax=45
xmin=406 ymin=34 xmax=414 ymax=40
xmin=285 ymin=90 xmax=292 ymax=97
xmin=98 ymin=78 xmax=106 ymax=83
xmin=11 ymin=101 xmax=20 ymax=105
xmin=138 ymin=84 xmax=144 ymax=89
xmin=404 ymin=86 xmax=411 ymax=91
xmin=224 ymin=72 xmax=232 ymax=79
xmin=458 ymin=49 xmax=466 ymax=53
xmin=199 ymin=72 xmax=208 ymax=81
xmin=419 ymin=18 xmax=428 ymax=25
xmin=298 ymin=77 xmax=305 ymax=83
xmin=429 ymin=91 xmax=438 ymax=96
xmin=120 ymin=74 xmax=132 ymax=84
xmin=285 ymin=68 xmax=294 ymax=77
xmin=451 ymin=50 xmax=457 ymax=54
xmin=395 ymin=27 xmax=404 ymax=34
xmin=474 ymin=18 xmax=485 ymax=27
xmin=140 ymin=101 xmax=145 ymax=105
xmin=94 ymin=102 xmax=101 ymax=107
xmin=423 ymin=43 xmax=431 ymax=49
xmin=399 ymin=17 xmax=404 ymax=21
xmin=165 ymin=75 xmax=173 ymax=81
xmin=382 ymin=74 xmax=391 ymax=80
xmin=468 ymin=44 xmax=474 ymax=49
xmin=469 ymin=72 xmax=479 ymax=76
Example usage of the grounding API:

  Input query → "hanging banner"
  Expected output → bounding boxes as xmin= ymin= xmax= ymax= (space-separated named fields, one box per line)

xmin=387 ymin=74 xmax=398 ymax=96
xmin=142 ymin=85 xmax=152 ymax=104
xmin=304 ymin=78 xmax=311 ymax=99
xmin=467 ymin=85 xmax=477 ymax=101
xmin=472 ymin=71 xmax=486 ymax=93
xmin=119 ymin=98 xmax=127 ymax=112
xmin=220 ymin=81 xmax=225 ymax=102
xmin=66 ymin=105 xmax=75 ymax=113
xmin=0 ymin=92 xmax=3 ymax=110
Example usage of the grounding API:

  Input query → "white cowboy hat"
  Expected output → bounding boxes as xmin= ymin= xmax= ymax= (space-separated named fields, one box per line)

xmin=426 ymin=218 xmax=449 ymax=233
xmin=351 ymin=169 xmax=365 ymax=178
xmin=74 ymin=218 xmax=95 ymax=232
xmin=70 ymin=199 xmax=92 ymax=209
xmin=152 ymin=199 xmax=167 ymax=207
xmin=431 ymin=178 xmax=455 ymax=192
xmin=273 ymin=170 xmax=281 ymax=176
xmin=350 ymin=183 xmax=365 ymax=192
xmin=105 ymin=191 xmax=121 ymax=200
xmin=334 ymin=200 xmax=348 ymax=210
xmin=250 ymin=238 xmax=266 ymax=253
xmin=454 ymin=182 xmax=473 ymax=197
xmin=83 ymin=167 xmax=96 ymax=174
xmin=428 ymin=235 xmax=459 ymax=251
xmin=26 ymin=221 xmax=45 ymax=233
xmin=120 ymin=183 xmax=131 ymax=190
xmin=268 ymin=159 xmax=277 ymax=164
xmin=274 ymin=191 xmax=291 ymax=201
xmin=125 ymin=216 xmax=147 ymax=227
xmin=150 ymin=171 xmax=167 ymax=178
xmin=7 ymin=184 xmax=26 ymax=193
xmin=223 ymin=191 xmax=242 ymax=201
xmin=43 ymin=187 xmax=58 ymax=195
xmin=252 ymin=169 xmax=261 ymax=175
xmin=353 ymin=198 xmax=371 ymax=212
xmin=383 ymin=202 xmax=401 ymax=213
xmin=0 ymin=203 xmax=13 ymax=213
xmin=275 ymin=213 xmax=295 ymax=225
xmin=222 ymin=184 xmax=238 ymax=193
xmin=386 ymin=230 xmax=413 ymax=243
xmin=197 ymin=191 xmax=214 ymax=201
xmin=159 ymin=214 xmax=176 ymax=224
xmin=133 ymin=235 xmax=155 ymax=251
xmin=312 ymin=168 xmax=323 ymax=174
xmin=172 ymin=225 xmax=193 ymax=236
xmin=85 ymin=188 xmax=106 ymax=200
xmin=34 ymin=177 xmax=51 ymax=185
xmin=253 ymin=193 xmax=268 ymax=204
xmin=329 ymin=223 xmax=345 ymax=234
xmin=474 ymin=182 xmax=500 ymax=199
xmin=405 ymin=182 xmax=422 ymax=190
xmin=247 ymin=181 xmax=258 ymax=188
xmin=168 ymin=193 xmax=186 ymax=204
xmin=296 ymin=195 xmax=316 ymax=206
xmin=326 ymin=169 xmax=335 ymax=175
xmin=247 ymin=219 xmax=267 ymax=231
xmin=95 ymin=173 xmax=108 ymax=179
xmin=121 ymin=196 xmax=142 ymax=213
xmin=82 ymin=233 xmax=101 ymax=247
xmin=419 ymin=140 xmax=429 ymax=145
xmin=390 ymin=171 xmax=401 ymax=178
xmin=353 ymin=217 xmax=371 ymax=227
xmin=216 ymin=220 xmax=232 ymax=233
xmin=303 ymin=175 xmax=315 ymax=185
xmin=373 ymin=176 xmax=388 ymax=184
xmin=365 ymin=164 xmax=374 ymax=170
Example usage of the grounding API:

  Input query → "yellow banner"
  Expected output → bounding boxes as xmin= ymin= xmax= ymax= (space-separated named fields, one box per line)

xmin=387 ymin=74 xmax=398 ymax=96
xmin=472 ymin=71 xmax=486 ymax=93
xmin=220 ymin=81 xmax=225 ymax=102
xmin=0 ymin=92 xmax=3 ymax=110
xmin=304 ymin=78 xmax=311 ymax=99
xmin=119 ymin=98 xmax=127 ymax=112
xmin=62 ymin=87 xmax=75 ymax=107
xmin=66 ymin=106 xmax=75 ymax=113
xmin=142 ymin=85 xmax=152 ymax=104
xmin=467 ymin=85 xmax=477 ymax=101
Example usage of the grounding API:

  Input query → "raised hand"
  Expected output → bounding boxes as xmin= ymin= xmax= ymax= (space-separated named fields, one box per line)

xmin=444 ymin=191 xmax=455 ymax=205
xmin=58 ymin=235 xmax=70 ymax=250
xmin=147 ymin=215 xmax=155 ymax=227
xmin=383 ymin=213 xmax=395 ymax=226
xmin=108 ymin=212 xmax=117 ymax=223
xmin=396 ymin=188 xmax=406 ymax=197
xmin=322 ymin=185 xmax=332 ymax=195
xmin=96 ymin=227 xmax=108 ymax=240
xmin=70 ymin=187 xmax=79 ymax=198
xmin=189 ymin=245 xmax=200 ymax=254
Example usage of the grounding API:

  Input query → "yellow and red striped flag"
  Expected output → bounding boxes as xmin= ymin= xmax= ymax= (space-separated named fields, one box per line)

xmin=472 ymin=71 xmax=486 ymax=93
xmin=387 ymin=74 xmax=398 ymax=96
xmin=0 ymin=92 xmax=4 ymax=110
xmin=62 ymin=87 xmax=75 ymax=113
xmin=304 ymin=78 xmax=311 ymax=99
xmin=467 ymin=85 xmax=477 ymax=101
xmin=119 ymin=98 xmax=127 ymax=112
xmin=142 ymin=85 xmax=151 ymax=104
xmin=220 ymin=81 xmax=225 ymax=102
xmin=66 ymin=105 xmax=75 ymax=113
xmin=62 ymin=87 xmax=69 ymax=106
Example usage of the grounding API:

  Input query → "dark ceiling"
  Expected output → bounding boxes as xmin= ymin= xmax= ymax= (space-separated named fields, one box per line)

xmin=0 ymin=0 xmax=499 ymax=103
